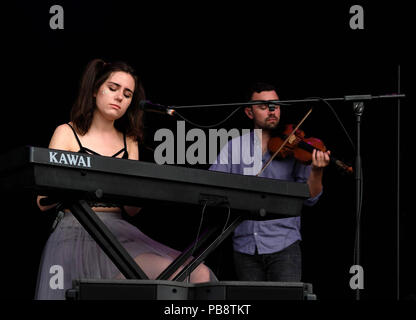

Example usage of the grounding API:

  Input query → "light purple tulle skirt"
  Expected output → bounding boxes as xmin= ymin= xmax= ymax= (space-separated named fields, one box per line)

xmin=35 ymin=211 xmax=215 ymax=300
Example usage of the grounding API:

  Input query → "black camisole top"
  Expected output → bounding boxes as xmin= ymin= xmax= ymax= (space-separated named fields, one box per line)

xmin=66 ymin=123 xmax=129 ymax=159
xmin=66 ymin=123 xmax=128 ymax=208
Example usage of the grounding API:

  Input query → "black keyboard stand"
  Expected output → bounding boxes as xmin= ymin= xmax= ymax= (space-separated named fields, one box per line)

xmin=156 ymin=214 xmax=244 ymax=281
xmin=173 ymin=215 xmax=243 ymax=281
xmin=155 ymin=224 xmax=221 ymax=281
xmin=68 ymin=199 xmax=149 ymax=280
xmin=66 ymin=198 xmax=243 ymax=283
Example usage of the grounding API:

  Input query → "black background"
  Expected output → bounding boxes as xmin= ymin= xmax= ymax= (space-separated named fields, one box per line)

xmin=1 ymin=0 xmax=414 ymax=305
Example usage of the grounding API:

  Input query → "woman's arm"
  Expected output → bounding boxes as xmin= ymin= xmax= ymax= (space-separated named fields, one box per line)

xmin=37 ymin=124 xmax=74 ymax=212
xmin=123 ymin=138 xmax=142 ymax=217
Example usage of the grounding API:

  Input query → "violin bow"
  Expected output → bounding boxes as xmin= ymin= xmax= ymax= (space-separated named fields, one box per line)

xmin=256 ymin=107 xmax=313 ymax=176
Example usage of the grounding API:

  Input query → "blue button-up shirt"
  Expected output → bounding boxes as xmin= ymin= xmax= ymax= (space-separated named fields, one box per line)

xmin=209 ymin=130 xmax=321 ymax=254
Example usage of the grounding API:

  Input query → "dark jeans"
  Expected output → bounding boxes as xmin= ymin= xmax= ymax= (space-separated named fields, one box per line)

xmin=233 ymin=241 xmax=302 ymax=282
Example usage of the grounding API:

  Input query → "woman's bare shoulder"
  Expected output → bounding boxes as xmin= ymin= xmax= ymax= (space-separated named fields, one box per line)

xmin=54 ymin=123 xmax=73 ymax=134
xmin=49 ymin=123 xmax=77 ymax=151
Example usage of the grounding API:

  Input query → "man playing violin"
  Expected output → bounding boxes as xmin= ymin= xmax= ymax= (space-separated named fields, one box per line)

xmin=209 ymin=82 xmax=330 ymax=282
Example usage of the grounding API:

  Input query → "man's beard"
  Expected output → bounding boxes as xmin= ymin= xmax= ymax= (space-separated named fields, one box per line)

xmin=259 ymin=117 xmax=279 ymax=130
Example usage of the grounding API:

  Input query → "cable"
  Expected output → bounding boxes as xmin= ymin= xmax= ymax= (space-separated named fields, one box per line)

xmin=173 ymin=107 xmax=242 ymax=129
xmin=353 ymin=168 xmax=364 ymax=266
xmin=185 ymin=200 xmax=208 ymax=282
xmin=307 ymin=97 xmax=356 ymax=154
xmin=396 ymin=65 xmax=401 ymax=300
xmin=222 ymin=205 xmax=231 ymax=235
xmin=304 ymin=96 xmax=361 ymax=297
xmin=309 ymin=97 xmax=362 ymax=275
xmin=214 ymin=205 xmax=232 ymax=277
xmin=353 ymin=166 xmax=364 ymax=300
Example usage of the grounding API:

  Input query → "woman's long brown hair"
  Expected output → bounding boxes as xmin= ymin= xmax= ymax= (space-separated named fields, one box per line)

xmin=70 ymin=59 xmax=145 ymax=142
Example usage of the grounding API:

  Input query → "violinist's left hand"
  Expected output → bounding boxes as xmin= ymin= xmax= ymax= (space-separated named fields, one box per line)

xmin=311 ymin=149 xmax=331 ymax=170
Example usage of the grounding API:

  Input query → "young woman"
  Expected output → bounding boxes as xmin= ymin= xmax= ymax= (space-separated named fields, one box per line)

xmin=35 ymin=59 xmax=214 ymax=300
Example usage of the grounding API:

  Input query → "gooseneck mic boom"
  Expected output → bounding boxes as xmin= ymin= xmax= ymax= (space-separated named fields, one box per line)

xmin=139 ymin=100 xmax=175 ymax=116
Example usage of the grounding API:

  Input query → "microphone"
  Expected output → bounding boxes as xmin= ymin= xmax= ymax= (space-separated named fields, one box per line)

xmin=268 ymin=103 xmax=277 ymax=112
xmin=139 ymin=100 xmax=175 ymax=116
xmin=251 ymin=100 xmax=278 ymax=112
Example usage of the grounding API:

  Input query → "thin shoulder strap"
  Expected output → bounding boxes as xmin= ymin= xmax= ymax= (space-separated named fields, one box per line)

xmin=122 ymin=132 xmax=129 ymax=158
xmin=111 ymin=132 xmax=128 ymax=158
xmin=66 ymin=123 xmax=83 ymax=149
xmin=123 ymin=132 xmax=127 ymax=149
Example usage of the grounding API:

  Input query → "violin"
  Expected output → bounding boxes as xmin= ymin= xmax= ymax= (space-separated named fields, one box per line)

xmin=268 ymin=124 xmax=353 ymax=174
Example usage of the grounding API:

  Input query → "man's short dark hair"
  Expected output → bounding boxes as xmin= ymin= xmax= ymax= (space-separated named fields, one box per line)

xmin=247 ymin=82 xmax=277 ymax=101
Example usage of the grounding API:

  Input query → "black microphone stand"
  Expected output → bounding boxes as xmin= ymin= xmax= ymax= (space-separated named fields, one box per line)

xmin=354 ymin=101 xmax=364 ymax=300
xmin=349 ymin=98 xmax=365 ymax=301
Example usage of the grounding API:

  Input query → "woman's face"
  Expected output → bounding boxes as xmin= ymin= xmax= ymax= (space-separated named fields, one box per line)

xmin=95 ymin=71 xmax=135 ymax=121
